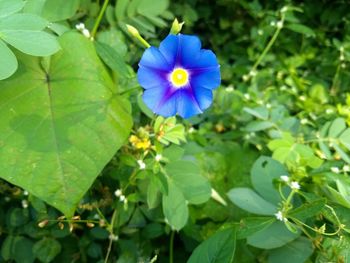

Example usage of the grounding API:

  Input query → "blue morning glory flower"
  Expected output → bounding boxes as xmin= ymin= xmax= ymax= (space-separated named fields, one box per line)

xmin=137 ymin=34 xmax=221 ymax=118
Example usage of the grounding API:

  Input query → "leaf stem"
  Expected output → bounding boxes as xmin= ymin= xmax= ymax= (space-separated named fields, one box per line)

xmin=91 ymin=0 xmax=110 ymax=38
xmin=169 ymin=231 xmax=175 ymax=263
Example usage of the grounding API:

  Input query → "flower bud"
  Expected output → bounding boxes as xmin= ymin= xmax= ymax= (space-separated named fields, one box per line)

xmin=170 ymin=18 xmax=185 ymax=34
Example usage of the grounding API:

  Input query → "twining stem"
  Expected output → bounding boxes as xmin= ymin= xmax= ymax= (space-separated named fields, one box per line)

xmin=91 ymin=0 xmax=110 ymax=38
xmin=169 ymin=231 xmax=175 ymax=263
xmin=251 ymin=14 xmax=285 ymax=72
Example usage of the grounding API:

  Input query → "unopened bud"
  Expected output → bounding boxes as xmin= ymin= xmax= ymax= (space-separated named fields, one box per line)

xmin=170 ymin=18 xmax=185 ymax=34
xmin=38 ymin=220 xmax=49 ymax=228
xmin=126 ymin=24 xmax=139 ymax=37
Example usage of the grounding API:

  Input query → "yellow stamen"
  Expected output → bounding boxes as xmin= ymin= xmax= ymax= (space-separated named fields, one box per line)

xmin=170 ymin=68 xmax=189 ymax=87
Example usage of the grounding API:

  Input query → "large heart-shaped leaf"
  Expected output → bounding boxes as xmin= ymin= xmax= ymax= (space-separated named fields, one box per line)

xmin=0 ymin=32 xmax=132 ymax=216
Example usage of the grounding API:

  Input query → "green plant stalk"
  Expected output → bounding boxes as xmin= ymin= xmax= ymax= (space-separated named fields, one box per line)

xmin=169 ymin=231 xmax=175 ymax=263
xmin=91 ymin=0 xmax=110 ymax=38
xmin=104 ymin=209 xmax=118 ymax=263
xmin=251 ymin=15 xmax=285 ymax=72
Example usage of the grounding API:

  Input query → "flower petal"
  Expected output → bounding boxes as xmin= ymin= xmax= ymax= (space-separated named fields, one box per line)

xmin=137 ymin=66 xmax=168 ymax=89
xmin=177 ymin=34 xmax=202 ymax=67
xmin=176 ymin=89 xmax=202 ymax=118
xmin=192 ymin=86 xmax=213 ymax=111
xmin=188 ymin=49 xmax=219 ymax=69
xmin=159 ymin=34 xmax=178 ymax=66
xmin=190 ymin=66 xmax=221 ymax=90
xmin=142 ymin=87 xmax=176 ymax=117
xmin=138 ymin=46 xmax=172 ymax=71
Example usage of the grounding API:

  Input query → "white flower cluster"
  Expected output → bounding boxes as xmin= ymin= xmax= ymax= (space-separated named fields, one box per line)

xmin=114 ymin=189 xmax=128 ymax=204
xmin=331 ymin=165 xmax=350 ymax=174
xmin=75 ymin=23 xmax=91 ymax=39
xmin=137 ymin=159 xmax=146 ymax=170
xmin=275 ymin=211 xmax=287 ymax=222
xmin=280 ymin=175 xmax=300 ymax=190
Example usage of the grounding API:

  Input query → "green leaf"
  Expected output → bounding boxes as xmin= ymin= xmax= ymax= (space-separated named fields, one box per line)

xmin=13 ymin=237 xmax=35 ymax=263
xmin=244 ymin=121 xmax=274 ymax=132
xmin=250 ymin=156 xmax=287 ymax=204
xmin=0 ymin=30 xmax=60 ymax=56
xmin=227 ymin=188 xmax=277 ymax=215
xmin=162 ymin=178 xmax=188 ymax=231
xmin=137 ymin=0 xmax=169 ymax=15
xmin=0 ymin=0 xmax=25 ymax=18
xmin=115 ymin=0 xmax=170 ymax=37
xmin=187 ymin=227 xmax=236 ymax=263
xmin=97 ymin=28 xmax=127 ymax=57
xmin=0 ymin=39 xmax=17 ymax=80
xmin=42 ymin=0 xmax=80 ymax=21
xmin=0 ymin=13 xmax=48 ymax=30
xmin=247 ymin=221 xmax=300 ymax=249
xmin=288 ymin=198 xmax=326 ymax=220
xmin=268 ymin=237 xmax=313 ymax=263
xmin=319 ymin=140 xmax=332 ymax=159
xmin=162 ymin=145 xmax=184 ymax=161
xmin=329 ymin=118 xmax=346 ymax=138
xmin=115 ymin=0 xmax=129 ymax=21
xmin=243 ymin=106 xmax=269 ymax=120
xmin=333 ymin=143 xmax=350 ymax=164
xmin=147 ymin=175 xmax=160 ymax=209
xmin=33 ymin=238 xmax=61 ymax=263
xmin=236 ymin=217 xmax=275 ymax=239
xmin=339 ymin=128 xmax=350 ymax=151
xmin=285 ymin=24 xmax=316 ymax=37
xmin=95 ymin=41 xmax=129 ymax=77
xmin=1 ymin=235 xmax=35 ymax=263
xmin=166 ymin=160 xmax=211 ymax=204
xmin=0 ymin=32 xmax=132 ymax=216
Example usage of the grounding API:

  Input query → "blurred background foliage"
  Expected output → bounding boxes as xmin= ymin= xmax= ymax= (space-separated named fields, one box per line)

xmin=1 ymin=0 xmax=350 ymax=262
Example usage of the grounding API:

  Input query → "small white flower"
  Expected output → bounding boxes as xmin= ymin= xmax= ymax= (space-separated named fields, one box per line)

xmin=82 ymin=28 xmax=91 ymax=38
xmin=300 ymin=118 xmax=308 ymax=125
xmin=188 ymin=127 xmax=195 ymax=133
xmin=281 ymin=6 xmax=288 ymax=13
xmin=331 ymin=167 xmax=340 ymax=174
xmin=326 ymin=108 xmax=334 ymax=114
xmin=137 ymin=160 xmax=146 ymax=170
xmin=276 ymin=20 xmax=284 ymax=29
xmin=225 ymin=86 xmax=234 ymax=92
xmin=343 ymin=165 xmax=350 ymax=172
xmin=119 ymin=195 xmax=126 ymax=202
xmin=109 ymin=234 xmax=119 ymax=241
xmin=155 ymin=154 xmax=162 ymax=162
xmin=75 ymin=23 xmax=85 ymax=30
xmin=242 ymin=74 xmax=249 ymax=82
xmin=270 ymin=21 xmax=276 ymax=27
xmin=22 ymin=200 xmax=29 ymax=209
xmin=23 ymin=190 xmax=29 ymax=196
xmin=340 ymin=54 xmax=345 ymax=61
xmin=290 ymin=181 xmax=300 ymax=190
xmin=114 ymin=189 xmax=122 ymax=197
xmin=340 ymin=46 xmax=344 ymax=52
xmin=249 ymin=70 xmax=257 ymax=77
xmin=275 ymin=211 xmax=287 ymax=222
xmin=257 ymin=29 xmax=264 ymax=36
xmin=341 ymin=63 xmax=346 ymax=69
xmin=243 ymin=93 xmax=250 ymax=100
xmin=280 ymin=175 xmax=290 ymax=182
xmin=299 ymin=95 xmax=306 ymax=101
xmin=266 ymin=103 xmax=272 ymax=109
xmin=280 ymin=85 xmax=287 ymax=91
